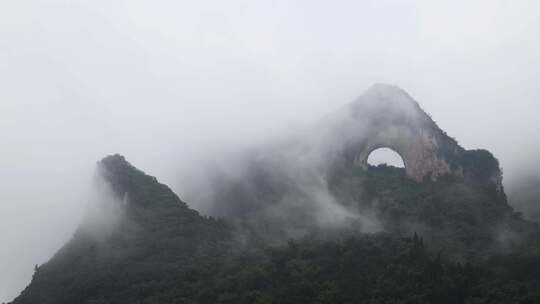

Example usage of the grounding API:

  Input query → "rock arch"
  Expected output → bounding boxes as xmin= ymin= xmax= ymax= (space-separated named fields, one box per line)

xmin=342 ymin=84 xmax=502 ymax=188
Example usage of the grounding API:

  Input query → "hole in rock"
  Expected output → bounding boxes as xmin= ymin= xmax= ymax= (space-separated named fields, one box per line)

xmin=367 ymin=148 xmax=405 ymax=168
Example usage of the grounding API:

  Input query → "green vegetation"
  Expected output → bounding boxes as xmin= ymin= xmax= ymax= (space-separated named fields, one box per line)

xmin=12 ymin=233 xmax=540 ymax=304
xmin=10 ymin=155 xmax=540 ymax=304
xmin=330 ymin=164 xmax=539 ymax=259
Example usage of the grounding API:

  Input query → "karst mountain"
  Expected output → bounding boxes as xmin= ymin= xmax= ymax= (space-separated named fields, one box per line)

xmin=11 ymin=85 xmax=540 ymax=304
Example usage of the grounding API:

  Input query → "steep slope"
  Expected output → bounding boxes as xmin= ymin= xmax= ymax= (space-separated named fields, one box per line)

xmin=11 ymin=155 xmax=232 ymax=304
xmin=341 ymin=84 xmax=502 ymax=186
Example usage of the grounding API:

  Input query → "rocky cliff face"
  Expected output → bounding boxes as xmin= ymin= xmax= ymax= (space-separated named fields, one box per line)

xmin=339 ymin=84 xmax=502 ymax=189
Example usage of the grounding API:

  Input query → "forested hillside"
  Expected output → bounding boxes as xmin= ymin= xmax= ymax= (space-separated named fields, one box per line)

xmin=10 ymin=155 xmax=540 ymax=304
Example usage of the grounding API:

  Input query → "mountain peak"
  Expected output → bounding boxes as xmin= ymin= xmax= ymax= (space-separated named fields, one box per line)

xmin=354 ymin=83 xmax=421 ymax=112
xmin=99 ymin=153 xmax=129 ymax=167
xmin=366 ymin=83 xmax=407 ymax=94
xmin=96 ymin=154 xmax=186 ymax=208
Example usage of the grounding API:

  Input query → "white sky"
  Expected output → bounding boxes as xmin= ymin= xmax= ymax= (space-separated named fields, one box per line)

xmin=1 ymin=0 xmax=540 ymax=301
xmin=368 ymin=148 xmax=406 ymax=168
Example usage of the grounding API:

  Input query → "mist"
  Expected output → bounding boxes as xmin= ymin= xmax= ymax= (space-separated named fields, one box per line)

xmin=2 ymin=0 xmax=540 ymax=302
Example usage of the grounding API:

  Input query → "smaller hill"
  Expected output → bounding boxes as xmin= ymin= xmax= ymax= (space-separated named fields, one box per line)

xmin=11 ymin=155 xmax=232 ymax=304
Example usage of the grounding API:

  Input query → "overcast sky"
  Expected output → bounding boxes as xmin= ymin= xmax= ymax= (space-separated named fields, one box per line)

xmin=1 ymin=0 xmax=540 ymax=302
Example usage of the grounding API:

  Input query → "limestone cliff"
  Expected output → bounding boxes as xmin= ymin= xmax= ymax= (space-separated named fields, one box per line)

xmin=336 ymin=84 xmax=502 ymax=189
